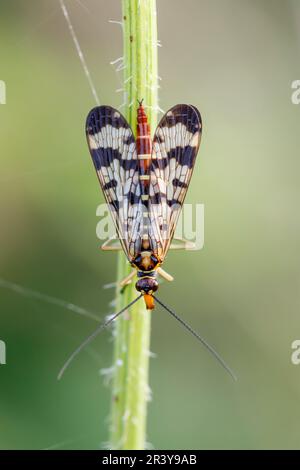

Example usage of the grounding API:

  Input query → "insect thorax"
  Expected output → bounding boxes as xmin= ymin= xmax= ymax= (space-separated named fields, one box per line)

xmin=132 ymin=251 xmax=159 ymax=272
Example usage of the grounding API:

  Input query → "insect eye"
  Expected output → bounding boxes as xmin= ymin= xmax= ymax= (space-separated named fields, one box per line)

xmin=134 ymin=255 xmax=142 ymax=264
xmin=150 ymin=255 xmax=158 ymax=263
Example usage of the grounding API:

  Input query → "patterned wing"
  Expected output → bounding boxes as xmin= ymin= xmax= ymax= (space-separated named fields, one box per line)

xmin=148 ymin=104 xmax=202 ymax=260
xmin=86 ymin=106 xmax=143 ymax=261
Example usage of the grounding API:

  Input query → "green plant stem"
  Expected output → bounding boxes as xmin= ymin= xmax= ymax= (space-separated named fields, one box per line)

xmin=109 ymin=0 xmax=158 ymax=450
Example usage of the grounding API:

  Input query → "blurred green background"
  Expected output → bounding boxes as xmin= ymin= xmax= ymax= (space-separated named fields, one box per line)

xmin=1 ymin=0 xmax=300 ymax=450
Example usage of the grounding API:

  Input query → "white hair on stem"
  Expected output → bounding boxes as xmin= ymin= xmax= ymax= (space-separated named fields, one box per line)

xmin=124 ymin=75 xmax=132 ymax=84
xmin=110 ymin=57 xmax=124 ymax=65
xmin=109 ymin=19 xmax=124 ymax=29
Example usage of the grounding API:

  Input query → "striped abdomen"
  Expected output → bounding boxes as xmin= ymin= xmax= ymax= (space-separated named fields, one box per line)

xmin=136 ymin=102 xmax=152 ymax=249
xmin=136 ymin=102 xmax=152 ymax=205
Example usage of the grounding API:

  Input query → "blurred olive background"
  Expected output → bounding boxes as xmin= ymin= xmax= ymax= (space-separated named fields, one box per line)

xmin=0 ymin=0 xmax=300 ymax=450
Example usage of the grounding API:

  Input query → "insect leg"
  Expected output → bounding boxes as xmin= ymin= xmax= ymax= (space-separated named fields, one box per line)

xmin=119 ymin=270 xmax=136 ymax=287
xmin=101 ymin=236 xmax=122 ymax=251
xmin=170 ymin=237 xmax=196 ymax=251
xmin=157 ymin=267 xmax=174 ymax=282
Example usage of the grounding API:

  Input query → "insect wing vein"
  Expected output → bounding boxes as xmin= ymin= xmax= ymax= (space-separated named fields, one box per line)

xmin=86 ymin=105 xmax=143 ymax=261
xmin=148 ymin=104 xmax=202 ymax=259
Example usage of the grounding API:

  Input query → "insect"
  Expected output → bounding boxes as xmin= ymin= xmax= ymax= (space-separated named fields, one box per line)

xmin=58 ymin=102 xmax=236 ymax=381
xmin=86 ymin=101 xmax=201 ymax=310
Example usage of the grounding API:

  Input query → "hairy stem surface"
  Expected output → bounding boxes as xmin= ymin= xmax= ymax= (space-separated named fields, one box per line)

xmin=110 ymin=0 xmax=158 ymax=450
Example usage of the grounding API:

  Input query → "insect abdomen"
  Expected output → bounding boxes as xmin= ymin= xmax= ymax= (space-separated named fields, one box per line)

xmin=136 ymin=102 xmax=151 ymax=203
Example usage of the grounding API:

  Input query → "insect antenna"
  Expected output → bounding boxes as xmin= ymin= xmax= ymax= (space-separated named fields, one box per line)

xmin=57 ymin=294 xmax=142 ymax=380
xmin=153 ymin=295 xmax=237 ymax=381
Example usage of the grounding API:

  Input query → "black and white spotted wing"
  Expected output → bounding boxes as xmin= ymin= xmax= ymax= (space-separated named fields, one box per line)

xmin=148 ymin=104 xmax=202 ymax=259
xmin=86 ymin=106 xmax=143 ymax=261
xmin=86 ymin=104 xmax=202 ymax=264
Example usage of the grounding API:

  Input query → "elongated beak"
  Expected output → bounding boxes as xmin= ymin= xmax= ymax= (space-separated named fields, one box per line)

xmin=143 ymin=294 xmax=155 ymax=310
